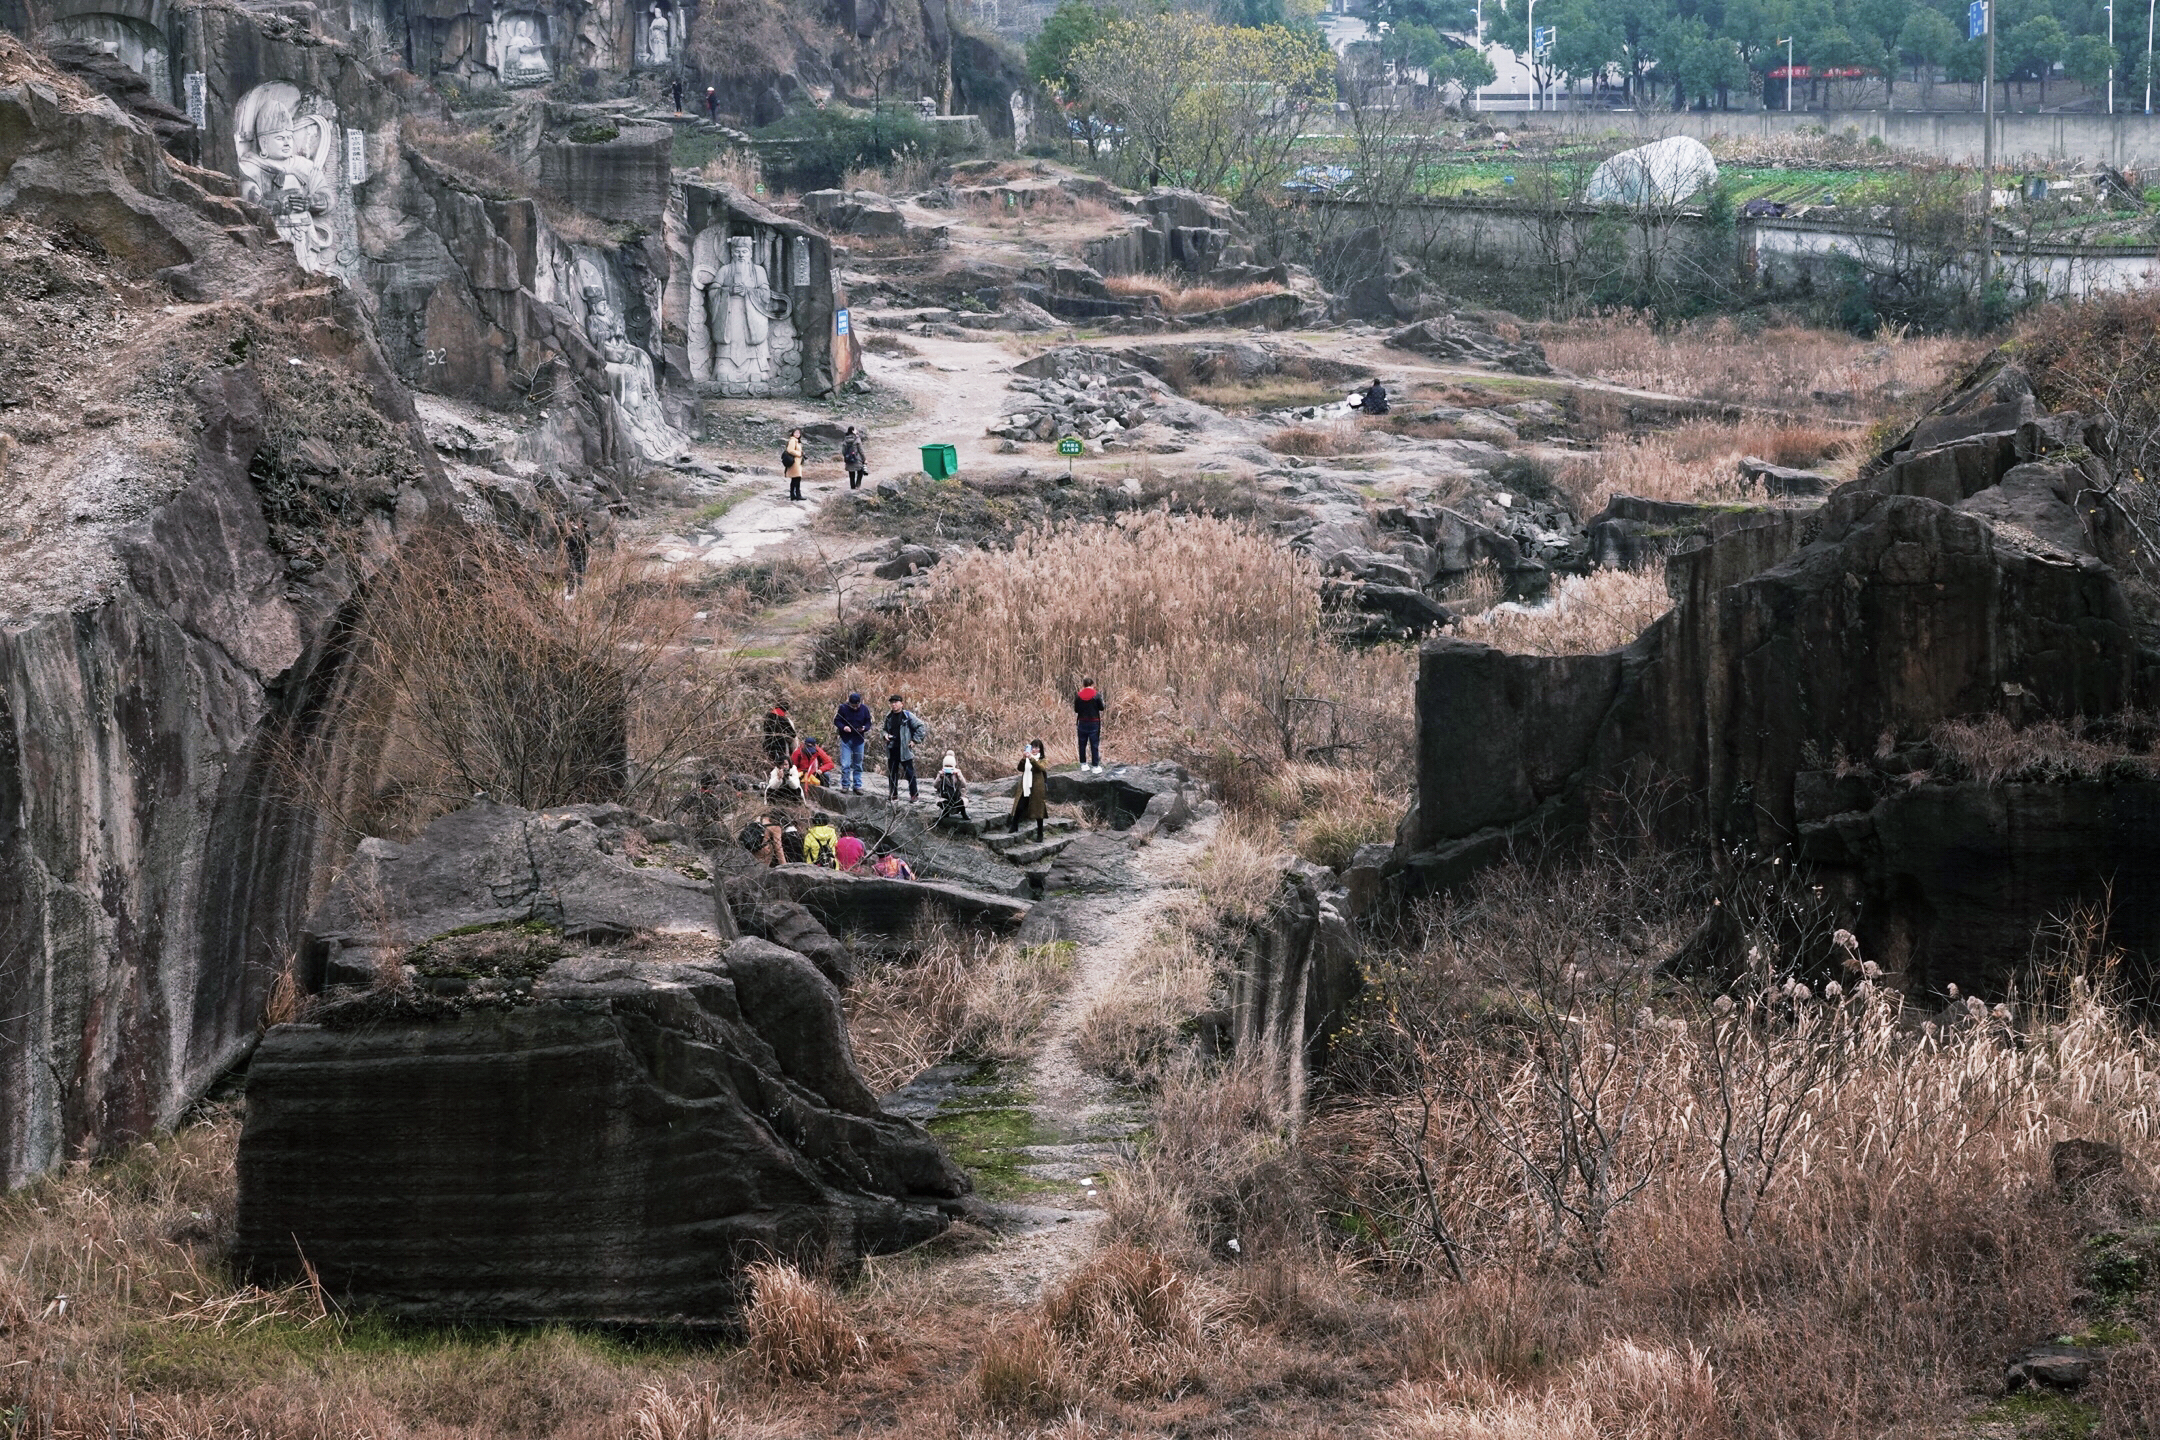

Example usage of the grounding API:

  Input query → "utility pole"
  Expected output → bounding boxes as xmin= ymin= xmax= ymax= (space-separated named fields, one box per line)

xmin=2147 ymin=0 xmax=2155 ymax=113
xmin=2108 ymin=2 xmax=2116 ymax=113
xmin=1977 ymin=0 xmax=1995 ymax=308
xmin=1778 ymin=36 xmax=1794 ymax=110
xmin=1527 ymin=0 xmax=1537 ymax=111
xmin=1474 ymin=0 xmax=1482 ymax=111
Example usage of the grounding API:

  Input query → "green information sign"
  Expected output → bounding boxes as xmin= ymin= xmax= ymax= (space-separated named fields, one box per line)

xmin=1057 ymin=436 xmax=1084 ymax=456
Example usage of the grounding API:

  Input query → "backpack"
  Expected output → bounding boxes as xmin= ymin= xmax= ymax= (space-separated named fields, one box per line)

xmin=908 ymin=712 xmax=929 ymax=746
xmin=803 ymin=826 xmax=839 ymax=867
xmin=780 ymin=443 xmax=794 ymax=468
xmin=781 ymin=826 xmax=805 ymax=863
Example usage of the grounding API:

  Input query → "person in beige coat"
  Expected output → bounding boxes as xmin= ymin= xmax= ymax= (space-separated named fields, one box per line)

xmin=1008 ymin=740 xmax=1049 ymax=842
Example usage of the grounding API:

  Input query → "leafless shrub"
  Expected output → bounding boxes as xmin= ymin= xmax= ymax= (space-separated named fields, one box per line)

xmin=1932 ymin=710 xmax=2160 ymax=786
xmin=352 ymin=528 xmax=753 ymax=830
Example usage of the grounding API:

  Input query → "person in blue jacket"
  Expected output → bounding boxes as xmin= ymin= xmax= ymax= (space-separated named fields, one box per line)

xmin=832 ymin=691 xmax=873 ymax=795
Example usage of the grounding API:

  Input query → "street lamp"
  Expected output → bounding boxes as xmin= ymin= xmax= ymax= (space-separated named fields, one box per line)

xmin=1777 ymin=36 xmax=1794 ymax=111
xmin=1527 ymin=0 xmax=1536 ymax=112
xmin=2108 ymin=2 xmax=2115 ymax=114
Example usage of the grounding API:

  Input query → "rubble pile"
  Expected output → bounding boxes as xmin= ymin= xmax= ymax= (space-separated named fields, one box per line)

xmin=988 ymin=349 xmax=1164 ymax=443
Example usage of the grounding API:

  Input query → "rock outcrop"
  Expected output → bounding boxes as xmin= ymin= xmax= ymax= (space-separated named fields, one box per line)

xmin=299 ymin=801 xmax=730 ymax=991
xmin=235 ymin=940 xmax=967 ymax=1322
xmin=1395 ymin=353 xmax=2160 ymax=993
xmin=0 ymin=36 xmax=452 ymax=1189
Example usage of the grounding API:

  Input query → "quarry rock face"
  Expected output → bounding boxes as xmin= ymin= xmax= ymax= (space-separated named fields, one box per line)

xmin=1401 ymin=356 xmax=2160 ymax=993
xmin=235 ymin=941 xmax=967 ymax=1322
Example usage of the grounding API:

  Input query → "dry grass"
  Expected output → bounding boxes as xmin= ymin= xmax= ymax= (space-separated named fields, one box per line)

xmin=847 ymin=932 xmax=1076 ymax=1094
xmin=1263 ymin=422 xmax=1364 ymax=456
xmin=1072 ymin=813 xmax=1287 ymax=1087
xmin=1454 ymin=565 xmax=1672 ymax=655
xmin=1102 ymin=274 xmax=1282 ymax=316
xmin=742 ymin=1262 xmax=868 ymax=1383
xmin=1541 ymin=313 xmax=1978 ymax=419
xmin=1557 ymin=415 xmax=1854 ymax=515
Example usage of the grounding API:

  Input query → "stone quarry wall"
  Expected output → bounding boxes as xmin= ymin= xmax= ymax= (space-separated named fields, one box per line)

xmin=0 ymin=36 xmax=459 ymax=1190
xmin=1400 ymin=358 xmax=2160 ymax=994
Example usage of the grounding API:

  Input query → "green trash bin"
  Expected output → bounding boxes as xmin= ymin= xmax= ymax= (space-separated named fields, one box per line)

xmin=919 ymin=443 xmax=959 ymax=479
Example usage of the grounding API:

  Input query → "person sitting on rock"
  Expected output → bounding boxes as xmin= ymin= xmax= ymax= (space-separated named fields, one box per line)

xmin=754 ymin=812 xmax=789 ymax=866
xmin=790 ymin=736 xmax=837 ymax=789
xmin=836 ymin=823 xmax=868 ymax=871
xmin=766 ymin=763 xmax=805 ymax=805
xmin=871 ymin=851 xmax=915 ymax=880
xmin=934 ymin=752 xmax=970 ymax=829
xmin=1009 ymin=739 xmax=1049 ymax=843
xmin=1350 ymin=378 xmax=1389 ymax=416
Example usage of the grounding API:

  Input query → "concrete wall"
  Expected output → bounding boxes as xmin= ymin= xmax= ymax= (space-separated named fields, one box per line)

xmin=1316 ymin=196 xmax=2160 ymax=309
xmin=1510 ymin=108 xmax=2160 ymax=173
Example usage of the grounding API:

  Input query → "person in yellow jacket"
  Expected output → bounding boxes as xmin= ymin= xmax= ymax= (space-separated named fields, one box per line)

xmin=783 ymin=427 xmax=805 ymax=502
xmin=802 ymin=819 xmax=840 ymax=867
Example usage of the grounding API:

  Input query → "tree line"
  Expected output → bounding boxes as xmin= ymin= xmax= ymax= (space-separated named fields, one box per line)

xmin=1404 ymin=0 xmax=2148 ymax=110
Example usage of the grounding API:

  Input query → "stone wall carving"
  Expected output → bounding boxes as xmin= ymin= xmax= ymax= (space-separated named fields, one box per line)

xmin=687 ymin=230 xmax=802 ymax=396
xmin=640 ymin=2 xmax=672 ymax=65
xmin=582 ymin=275 xmax=684 ymax=461
xmin=488 ymin=8 xmax=551 ymax=86
xmin=233 ymin=81 xmax=339 ymax=275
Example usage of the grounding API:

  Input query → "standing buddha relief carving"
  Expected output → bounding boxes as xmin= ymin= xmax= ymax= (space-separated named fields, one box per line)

xmin=687 ymin=230 xmax=804 ymax=397
xmin=233 ymin=82 xmax=338 ymax=275
xmin=642 ymin=4 xmax=672 ymax=65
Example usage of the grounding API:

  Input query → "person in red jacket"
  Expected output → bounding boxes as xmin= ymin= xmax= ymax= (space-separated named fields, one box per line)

xmin=1073 ymin=678 xmax=1105 ymax=773
xmin=790 ymin=736 xmax=837 ymax=788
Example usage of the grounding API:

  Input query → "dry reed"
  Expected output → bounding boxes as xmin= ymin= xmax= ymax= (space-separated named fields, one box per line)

xmin=1103 ymin=274 xmax=1283 ymax=315
xmin=1454 ymin=566 xmax=1671 ymax=656
xmin=741 ymin=1262 xmax=867 ymax=1383
xmin=1541 ymin=314 xmax=1976 ymax=418
xmin=1557 ymin=416 xmax=1852 ymax=515
xmin=855 ymin=511 xmax=1413 ymax=788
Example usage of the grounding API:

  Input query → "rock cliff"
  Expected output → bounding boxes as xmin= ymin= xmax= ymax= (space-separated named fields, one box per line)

xmin=1398 ymin=354 xmax=2160 ymax=992
xmin=0 ymin=35 xmax=451 ymax=1188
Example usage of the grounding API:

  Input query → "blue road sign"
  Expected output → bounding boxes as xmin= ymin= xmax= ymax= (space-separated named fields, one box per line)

xmin=1969 ymin=0 xmax=1988 ymax=39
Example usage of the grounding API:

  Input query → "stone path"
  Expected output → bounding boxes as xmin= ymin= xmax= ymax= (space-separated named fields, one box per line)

xmin=883 ymin=808 xmax=1219 ymax=1305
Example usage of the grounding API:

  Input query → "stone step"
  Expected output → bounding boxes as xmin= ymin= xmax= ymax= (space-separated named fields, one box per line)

xmin=945 ymin=814 xmax=1078 ymax=840
xmin=982 ymin=820 xmax=1079 ymax=849
xmin=995 ymin=835 xmax=1077 ymax=867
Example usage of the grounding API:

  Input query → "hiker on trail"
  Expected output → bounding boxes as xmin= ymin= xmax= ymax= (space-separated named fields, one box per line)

xmin=1350 ymin=378 xmax=1389 ymax=416
xmin=704 ymin=86 xmax=717 ymax=122
xmin=671 ymin=78 xmax=683 ymax=113
xmin=934 ymin=752 xmax=970 ymax=828
xmin=790 ymin=736 xmax=837 ymax=789
xmin=1073 ymin=678 xmax=1105 ymax=773
xmin=872 ymin=852 xmax=915 ymax=880
xmin=842 ymin=426 xmax=868 ymax=490
xmin=783 ymin=428 xmax=805 ymax=502
xmin=1009 ymin=739 xmax=1049 ymax=842
xmin=763 ymin=701 xmax=796 ymax=764
xmin=884 ymin=694 xmax=927 ymax=801
xmin=802 ymin=818 xmax=841 ymax=868
xmin=833 ymin=691 xmax=873 ymax=794
xmin=836 ymin=823 xmax=867 ymax=871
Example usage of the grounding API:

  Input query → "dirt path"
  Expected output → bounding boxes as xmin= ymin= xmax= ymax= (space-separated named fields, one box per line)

xmin=913 ymin=808 xmax=1219 ymax=1307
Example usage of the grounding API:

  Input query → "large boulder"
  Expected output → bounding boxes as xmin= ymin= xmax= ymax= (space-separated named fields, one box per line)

xmin=234 ymin=940 xmax=967 ymax=1322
